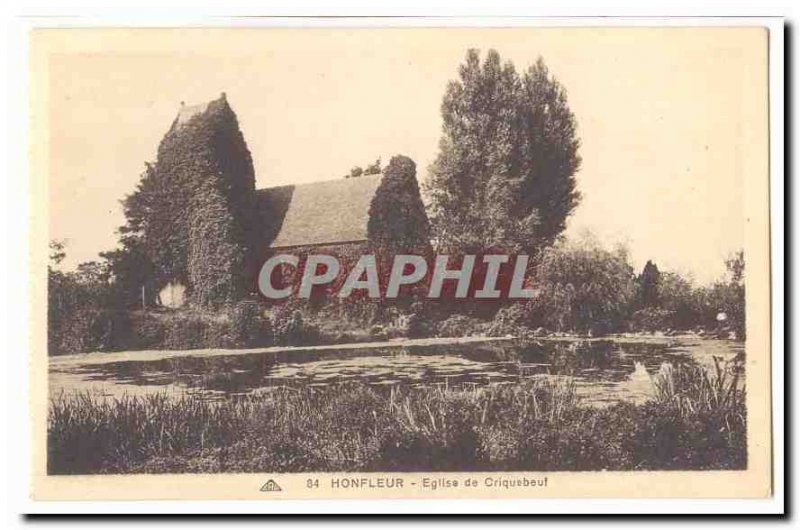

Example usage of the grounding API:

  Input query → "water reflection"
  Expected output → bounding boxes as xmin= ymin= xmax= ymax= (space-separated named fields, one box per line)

xmin=50 ymin=338 xmax=743 ymax=406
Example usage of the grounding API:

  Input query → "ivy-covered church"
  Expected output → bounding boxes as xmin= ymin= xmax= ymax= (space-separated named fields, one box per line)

xmin=142 ymin=94 xmax=430 ymax=308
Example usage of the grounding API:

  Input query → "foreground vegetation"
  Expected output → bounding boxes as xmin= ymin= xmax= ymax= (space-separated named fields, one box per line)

xmin=48 ymin=359 xmax=745 ymax=474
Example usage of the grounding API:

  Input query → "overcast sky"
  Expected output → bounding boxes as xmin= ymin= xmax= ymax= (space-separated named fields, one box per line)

xmin=40 ymin=27 xmax=766 ymax=283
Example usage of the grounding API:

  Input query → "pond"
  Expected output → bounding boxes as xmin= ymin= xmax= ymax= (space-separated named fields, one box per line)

xmin=49 ymin=336 xmax=744 ymax=407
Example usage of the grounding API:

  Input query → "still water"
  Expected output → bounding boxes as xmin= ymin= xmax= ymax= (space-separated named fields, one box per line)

xmin=49 ymin=337 xmax=744 ymax=407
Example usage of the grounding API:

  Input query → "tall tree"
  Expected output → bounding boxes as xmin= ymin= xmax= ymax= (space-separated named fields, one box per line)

xmin=102 ymin=164 xmax=159 ymax=306
xmin=426 ymin=49 xmax=581 ymax=254
xmin=638 ymin=260 xmax=661 ymax=308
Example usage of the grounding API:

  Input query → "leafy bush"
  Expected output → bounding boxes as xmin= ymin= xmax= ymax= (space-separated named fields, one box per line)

xmin=702 ymin=281 xmax=746 ymax=339
xmin=527 ymin=238 xmax=635 ymax=335
xmin=484 ymin=304 xmax=533 ymax=337
xmin=435 ymin=314 xmax=487 ymax=338
xmin=406 ymin=302 xmax=432 ymax=339
xmin=641 ymin=271 xmax=706 ymax=331
xmin=86 ymin=303 xmax=274 ymax=352
xmin=48 ymin=258 xmax=128 ymax=355
xmin=271 ymin=309 xmax=319 ymax=346
xmin=630 ymin=252 xmax=745 ymax=337
xmin=227 ymin=301 xmax=273 ymax=347
xmin=49 ymin=305 xmax=127 ymax=354
xmin=162 ymin=314 xmax=209 ymax=350
xmin=629 ymin=307 xmax=676 ymax=333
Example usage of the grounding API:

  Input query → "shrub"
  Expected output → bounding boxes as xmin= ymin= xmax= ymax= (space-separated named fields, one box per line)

xmin=435 ymin=314 xmax=487 ymax=338
xmin=628 ymin=253 xmax=745 ymax=338
xmin=48 ymin=264 xmax=129 ymax=355
xmin=124 ymin=312 xmax=167 ymax=350
xmin=49 ymin=306 xmax=126 ymax=354
xmin=656 ymin=272 xmax=704 ymax=330
xmin=110 ymin=304 xmax=274 ymax=351
xmin=226 ymin=301 xmax=273 ymax=347
xmin=629 ymin=307 xmax=676 ymax=332
xmin=271 ymin=309 xmax=319 ymax=346
xmin=485 ymin=303 xmax=531 ymax=337
xmin=331 ymin=297 xmax=382 ymax=326
xmin=163 ymin=314 xmax=209 ymax=350
xmin=702 ymin=281 xmax=746 ymax=340
xmin=528 ymin=238 xmax=635 ymax=334
xmin=406 ymin=302 xmax=431 ymax=339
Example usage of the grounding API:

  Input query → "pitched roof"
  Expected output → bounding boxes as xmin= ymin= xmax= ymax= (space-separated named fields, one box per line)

xmin=255 ymin=174 xmax=382 ymax=249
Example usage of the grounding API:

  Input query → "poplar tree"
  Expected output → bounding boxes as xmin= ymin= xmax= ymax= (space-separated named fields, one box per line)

xmin=426 ymin=49 xmax=581 ymax=254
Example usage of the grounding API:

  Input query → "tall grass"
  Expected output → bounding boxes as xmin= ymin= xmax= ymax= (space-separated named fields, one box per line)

xmin=639 ymin=356 xmax=746 ymax=470
xmin=48 ymin=363 xmax=746 ymax=475
xmin=652 ymin=356 xmax=744 ymax=419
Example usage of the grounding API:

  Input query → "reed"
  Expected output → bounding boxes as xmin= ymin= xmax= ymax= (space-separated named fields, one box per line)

xmin=651 ymin=356 xmax=745 ymax=426
xmin=48 ymin=364 xmax=746 ymax=474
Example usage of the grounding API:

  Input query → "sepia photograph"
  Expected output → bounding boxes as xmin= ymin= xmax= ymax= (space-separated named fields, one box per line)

xmin=25 ymin=22 xmax=776 ymax=502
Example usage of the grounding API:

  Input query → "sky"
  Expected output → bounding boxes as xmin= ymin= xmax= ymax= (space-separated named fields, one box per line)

xmin=38 ymin=27 xmax=767 ymax=284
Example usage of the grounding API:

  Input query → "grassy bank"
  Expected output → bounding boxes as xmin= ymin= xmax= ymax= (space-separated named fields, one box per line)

xmin=48 ymin=361 xmax=745 ymax=474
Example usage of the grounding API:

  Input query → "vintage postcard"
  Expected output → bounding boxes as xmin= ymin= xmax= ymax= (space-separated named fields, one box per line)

xmin=28 ymin=22 xmax=776 ymax=503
